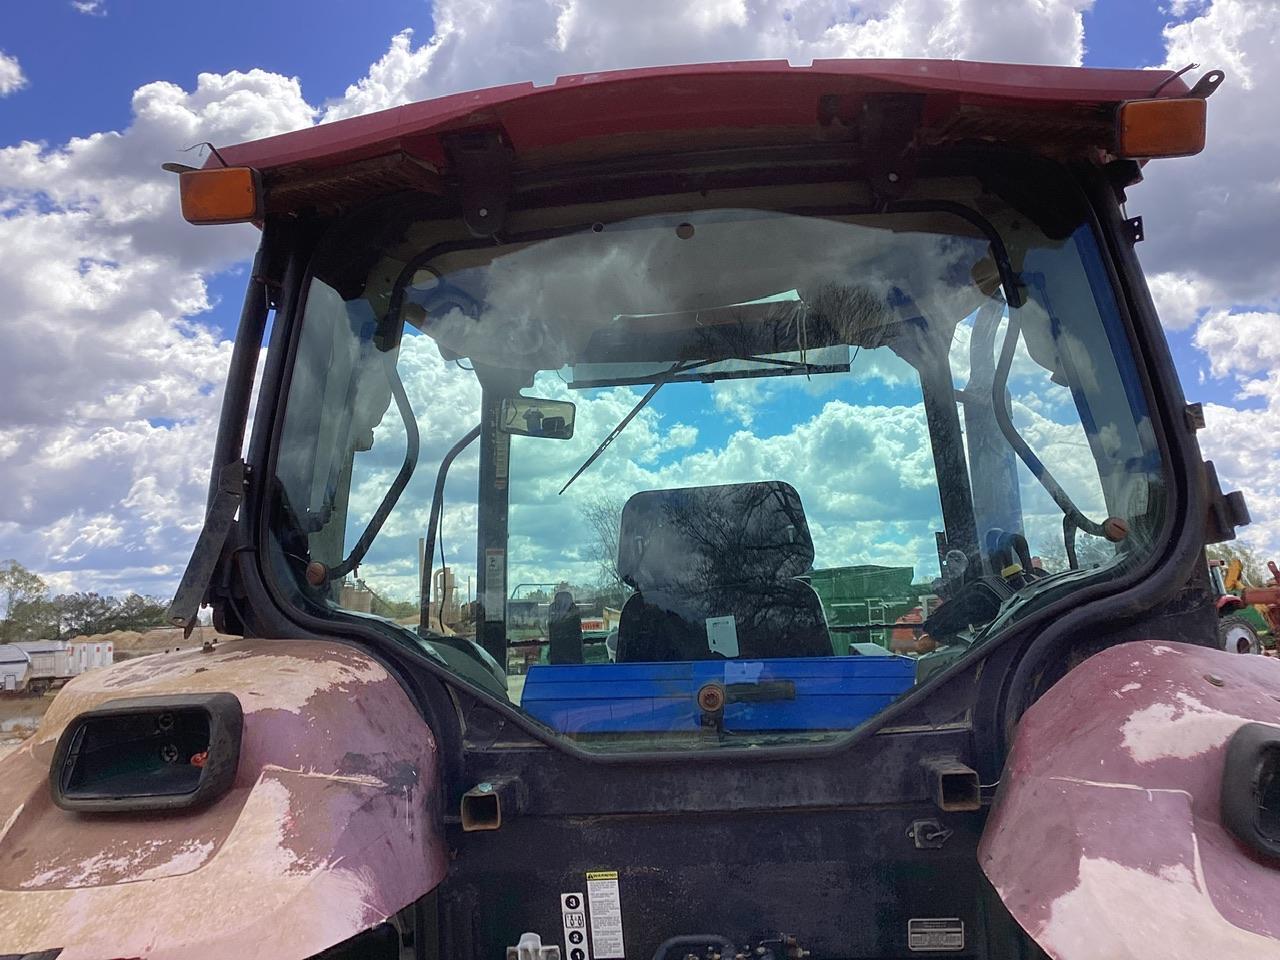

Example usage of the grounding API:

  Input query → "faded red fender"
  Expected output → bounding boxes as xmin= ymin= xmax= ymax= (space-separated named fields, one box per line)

xmin=0 ymin=638 xmax=446 ymax=960
xmin=980 ymin=640 xmax=1280 ymax=959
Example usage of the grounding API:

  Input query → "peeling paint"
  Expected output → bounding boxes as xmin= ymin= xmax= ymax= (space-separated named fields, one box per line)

xmin=0 ymin=803 xmax=21 ymax=845
xmin=0 ymin=638 xmax=447 ymax=960
xmin=1041 ymin=855 xmax=1276 ymax=960
xmin=981 ymin=640 xmax=1280 ymax=958
xmin=1121 ymin=692 xmax=1247 ymax=763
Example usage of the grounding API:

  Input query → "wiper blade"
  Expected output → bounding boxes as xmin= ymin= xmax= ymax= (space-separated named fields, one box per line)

xmin=559 ymin=358 xmax=704 ymax=495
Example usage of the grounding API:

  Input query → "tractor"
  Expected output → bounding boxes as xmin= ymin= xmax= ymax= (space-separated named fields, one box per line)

xmin=2 ymin=59 xmax=1277 ymax=960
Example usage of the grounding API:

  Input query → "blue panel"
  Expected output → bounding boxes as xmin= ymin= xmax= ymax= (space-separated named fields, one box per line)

xmin=521 ymin=656 xmax=916 ymax=733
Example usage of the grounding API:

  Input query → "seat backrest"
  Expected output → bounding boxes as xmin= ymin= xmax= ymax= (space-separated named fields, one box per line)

xmin=614 ymin=482 xmax=832 ymax=661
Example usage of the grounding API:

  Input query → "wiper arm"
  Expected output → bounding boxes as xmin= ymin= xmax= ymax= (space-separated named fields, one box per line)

xmin=559 ymin=359 xmax=701 ymax=495
xmin=558 ymin=351 xmax=840 ymax=495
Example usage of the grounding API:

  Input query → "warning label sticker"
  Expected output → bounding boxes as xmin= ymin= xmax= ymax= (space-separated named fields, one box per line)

xmin=483 ymin=549 xmax=505 ymax=622
xmin=560 ymin=892 xmax=590 ymax=960
xmin=586 ymin=870 xmax=625 ymax=959
xmin=908 ymin=918 xmax=964 ymax=952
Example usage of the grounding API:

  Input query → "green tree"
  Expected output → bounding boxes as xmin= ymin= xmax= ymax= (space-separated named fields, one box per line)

xmin=107 ymin=593 xmax=170 ymax=633
xmin=54 ymin=592 xmax=117 ymax=637
xmin=0 ymin=560 xmax=48 ymax=641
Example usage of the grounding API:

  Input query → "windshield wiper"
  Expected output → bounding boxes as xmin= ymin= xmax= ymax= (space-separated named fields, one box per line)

xmin=559 ymin=358 xmax=702 ymax=495
xmin=559 ymin=351 xmax=849 ymax=494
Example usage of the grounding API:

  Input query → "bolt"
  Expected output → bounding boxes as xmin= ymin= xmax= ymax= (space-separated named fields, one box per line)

xmin=1102 ymin=516 xmax=1130 ymax=542
xmin=887 ymin=172 xmax=900 ymax=183
xmin=478 ymin=207 xmax=489 ymax=218
xmin=1205 ymin=674 xmax=1225 ymax=687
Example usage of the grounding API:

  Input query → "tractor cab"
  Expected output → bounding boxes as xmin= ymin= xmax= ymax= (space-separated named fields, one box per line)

xmin=269 ymin=168 xmax=1164 ymax=749
xmin=2 ymin=60 xmax=1268 ymax=960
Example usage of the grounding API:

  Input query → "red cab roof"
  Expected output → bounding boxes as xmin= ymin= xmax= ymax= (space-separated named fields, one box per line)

xmin=209 ymin=59 xmax=1190 ymax=212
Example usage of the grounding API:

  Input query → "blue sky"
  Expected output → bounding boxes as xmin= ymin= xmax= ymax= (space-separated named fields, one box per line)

xmin=0 ymin=0 xmax=1236 ymax=411
xmin=1 ymin=1 xmax=431 ymax=144
xmin=0 ymin=0 xmax=1276 ymax=598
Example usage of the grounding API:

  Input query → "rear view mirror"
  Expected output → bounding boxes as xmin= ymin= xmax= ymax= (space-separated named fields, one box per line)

xmin=500 ymin=397 xmax=576 ymax=439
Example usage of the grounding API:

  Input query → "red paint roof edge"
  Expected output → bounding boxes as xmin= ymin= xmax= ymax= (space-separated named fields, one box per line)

xmin=213 ymin=59 xmax=1189 ymax=172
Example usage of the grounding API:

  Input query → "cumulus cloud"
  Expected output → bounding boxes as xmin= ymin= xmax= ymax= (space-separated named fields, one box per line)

xmin=324 ymin=0 xmax=1093 ymax=121
xmin=1138 ymin=1 xmax=1280 ymax=316
xmin=5 ymin=0 xmax=1277 ymax=602
xmin=1133 ymin=1 xmax=1280 ymax=556
xmin=0 ymin=71 xmax=314 ymax=594
xmin=0 ymin=51 xmax=26 ymax=96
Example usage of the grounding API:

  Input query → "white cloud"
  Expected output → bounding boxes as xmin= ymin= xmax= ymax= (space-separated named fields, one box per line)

xmin=1193 ymin=308 xmax=1280 ymax=380
xmin=1146 ymin=271 xmax=1217 ymax=331
xmin=0 ymin=51 xmax=26 ymax=97
xmin=72 ymin=0 xmax=107 ymax=14
xmin=1133 ymin=1 xmax=1280 ymax=560
xmin=0 ymin=71 xmax=314 ymax=595
xmin=324 ymin=0 xmax=1093 ymax=121
xmin=1189 ymin=309 xmax=1280 ymax=553
xmin=1138 ymin=1 xmax=1280 ymax=315
xmin=6 ymin=0 xmax=1278 ymax=602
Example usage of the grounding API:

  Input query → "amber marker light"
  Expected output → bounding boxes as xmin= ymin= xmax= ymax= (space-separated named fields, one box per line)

xmin=1117 ymin=97 xmax=1207 ymax=159
xmin=178 ymin=166 xmax=263 ymax=224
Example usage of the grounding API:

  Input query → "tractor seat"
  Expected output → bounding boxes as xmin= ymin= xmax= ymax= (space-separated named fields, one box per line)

xmin=614 ymin=481 xmax=833 ymax=662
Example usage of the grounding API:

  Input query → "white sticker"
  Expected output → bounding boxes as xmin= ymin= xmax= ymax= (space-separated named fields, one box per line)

xmin=494 ymin=431 xmax=511 ymax=490
xmin=561 ymin=892 xmax=590 ymax=960
xmin=586 ymin=870 xmax=625 ymax=959
xmin=705 ymin=616 xmax=739 ymax=658
xmin=484 ymin=549 xmax=505 ymax=622
xmin=908 ymin=918 xmax=964 ymax=952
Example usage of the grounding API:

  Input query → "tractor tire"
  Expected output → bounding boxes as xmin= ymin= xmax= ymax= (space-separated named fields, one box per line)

xmin=1219 ymin=615 xmax=1263 ymax=655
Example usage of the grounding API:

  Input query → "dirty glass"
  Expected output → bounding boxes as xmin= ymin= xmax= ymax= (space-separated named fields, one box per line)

xmin=268 ymin=183 xmax=1164 ymax=751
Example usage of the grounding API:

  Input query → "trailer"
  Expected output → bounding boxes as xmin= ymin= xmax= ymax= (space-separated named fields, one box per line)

xmin=7 ymin=639 xmax=114 ymax=696
xmin=0 ymin=645 xmax=31 ymax=694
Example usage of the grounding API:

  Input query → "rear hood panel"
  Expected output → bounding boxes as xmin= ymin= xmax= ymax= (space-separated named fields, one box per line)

xmin=0 ymin=639 xmax=446 ymax=960
xmin=980 ymin=641 xmax=1280 ymax=959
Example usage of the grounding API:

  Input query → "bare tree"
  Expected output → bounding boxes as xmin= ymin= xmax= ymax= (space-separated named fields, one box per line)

xmin=580 ymin=495 xmax=626 ymax=596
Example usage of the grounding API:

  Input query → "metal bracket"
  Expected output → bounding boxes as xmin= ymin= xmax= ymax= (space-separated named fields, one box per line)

xmin=443 ymin=129 xmax=514 ymax=238
xmin=166 ymin=459 xmax=246 ymax=636
xmin=907 ymin=818 xmax=953 ymax=849
xmin=1204 ymin=459 xmax=1251 ymax=544
xmin=1188 ymin=69 xmax=1225 ymax=100
xmin=861 ymin=93 xmax=924 ymax=201
xmin=1185 ymin=401 xmax=1206 ymax=431
xmin=1124 ymin=215 xmax=1144 ymax=244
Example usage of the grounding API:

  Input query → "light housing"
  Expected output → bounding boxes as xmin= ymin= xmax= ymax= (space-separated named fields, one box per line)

xmin=50 ymin=692 xmax=243 ymax=812
xmin=178 ymin=166 xmax=263 ymax=224
xmin=1116 ymin=97 xmax=1207 ymax=159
